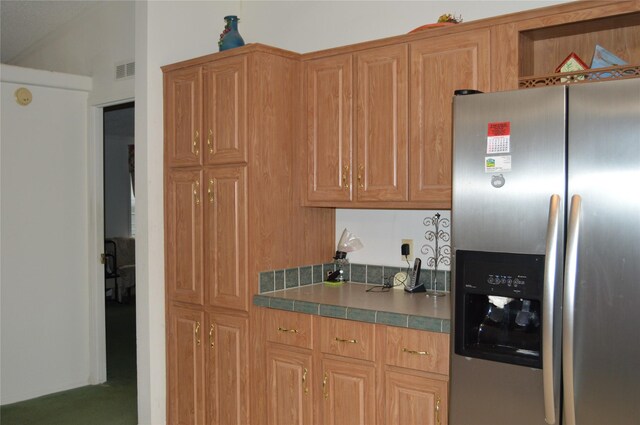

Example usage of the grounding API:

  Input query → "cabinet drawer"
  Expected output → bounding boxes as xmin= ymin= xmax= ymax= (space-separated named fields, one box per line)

xmin=385 ymin=326 xmax=449 ymax=375
xmin=264 ymin=309 xmax=313 ymax=349
xmin=319 ymin=317 xmax=375 ymax=361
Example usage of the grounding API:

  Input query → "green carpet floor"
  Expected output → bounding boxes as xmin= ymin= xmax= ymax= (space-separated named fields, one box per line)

xmin=1 ymin=301 xmax=138 ymax=425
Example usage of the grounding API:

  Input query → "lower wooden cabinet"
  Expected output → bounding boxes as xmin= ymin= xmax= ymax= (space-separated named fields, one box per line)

xmin=385 ymin=369 xmax=448 ymax=425
xmin=266 ymin=345 xmax=313 ymax=425
xmin=167 ymin=304 xmax=249 ymax=425
xmin=320 ymin=356 xmax=376 ymax=425
xmin=257 ymin=308 xmax=450 ymax=425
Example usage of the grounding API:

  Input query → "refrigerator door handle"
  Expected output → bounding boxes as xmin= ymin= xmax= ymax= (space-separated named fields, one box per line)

xmin=563 ymin=194 xmax=582 ymax=425
xmin=543 ymin=194 xmax=561 ymax=424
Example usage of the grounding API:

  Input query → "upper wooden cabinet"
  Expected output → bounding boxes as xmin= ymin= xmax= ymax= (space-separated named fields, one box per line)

xmin=306 ymin=54 xmax=353 ymax=202
xmin=165 ymin=67 xmax=202 ymax=168
xmin=305 ymin=34 xmax=486 ymax=208
xmin=356 ymin=45 xmax=409 ymax=202
xmin=165 ymin=55 xmax=247 ymax=168
xmin=202 ymin=57 xmax=247 ymax=165
xmin=409 ymin=29 xmax=490 ymax=206
xmin=305 ymin=44 xmax=409 ymax=206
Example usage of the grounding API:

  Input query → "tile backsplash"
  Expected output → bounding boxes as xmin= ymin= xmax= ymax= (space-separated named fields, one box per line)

xmin=259 ymin=262 xmax=450 ymax=294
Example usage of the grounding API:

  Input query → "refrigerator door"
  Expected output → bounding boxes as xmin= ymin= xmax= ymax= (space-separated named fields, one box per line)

xmin=451 ymin=86 xmax=566 ymax=425
xmin=565 ymin=78 xmax=640 ymax=425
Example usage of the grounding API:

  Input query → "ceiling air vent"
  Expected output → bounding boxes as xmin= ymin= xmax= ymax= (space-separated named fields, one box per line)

xmin=115 ymin=61 xmax=135 ymax=80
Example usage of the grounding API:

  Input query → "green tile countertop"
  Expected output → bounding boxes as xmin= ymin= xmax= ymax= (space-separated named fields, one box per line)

xmin=253 ymin=282 xmax=451 ymax=334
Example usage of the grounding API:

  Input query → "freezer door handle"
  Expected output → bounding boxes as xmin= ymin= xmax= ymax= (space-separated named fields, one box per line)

xmin=563 ymin=194 xmax=582 ymax=425
xmin=543 ymin=194 xmax=560 ymax=424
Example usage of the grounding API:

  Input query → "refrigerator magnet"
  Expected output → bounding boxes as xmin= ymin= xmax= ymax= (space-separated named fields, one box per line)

xmin=485 ymin=155 xmax=511 ymax=173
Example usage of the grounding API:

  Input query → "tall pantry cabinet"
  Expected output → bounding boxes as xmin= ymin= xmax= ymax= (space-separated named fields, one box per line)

xmin=162 ymin=44 xmax=334 ymax=425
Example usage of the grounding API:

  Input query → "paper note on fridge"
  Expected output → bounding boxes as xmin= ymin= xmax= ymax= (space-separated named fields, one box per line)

xmin=485 ymin=155 xmax=512 ymax=173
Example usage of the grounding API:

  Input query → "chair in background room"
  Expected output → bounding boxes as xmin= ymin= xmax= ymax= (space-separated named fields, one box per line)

xmin=104 ymin=237 xmax=135 ymax=302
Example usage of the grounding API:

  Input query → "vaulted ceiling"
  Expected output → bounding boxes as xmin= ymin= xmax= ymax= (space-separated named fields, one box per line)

xmin=0 ymin=1 xmax=102 ymax=64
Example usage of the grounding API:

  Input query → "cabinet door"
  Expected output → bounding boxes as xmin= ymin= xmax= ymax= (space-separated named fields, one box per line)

xmin=167 ymin=305 xmax=205 ymax=425
xmin=206 ymin=312 xmax=249 ymax=425
xmin=202 ymin=56 xmax=247 ymax=165
xmin=165 ymin=170 xmax=203 ymax=304
xmin=321 ymin=357 xmax=376 ymax=425
xmin=410 ymin=29 xmax=490 ymax=206
xmin=165 ymin=66 xmax=202 ymax=167
xmin=355 ymin=44 xmax=408 ymax=202
xmin=266 ymin=345 xmax=313 ymax=425
xmin=306 ymin=54 xmax=353 ymax=202
xmin=204 ymin=166 xmax=247 ymax=311
xmin=385 ymin=370 xmax=448 ymax=425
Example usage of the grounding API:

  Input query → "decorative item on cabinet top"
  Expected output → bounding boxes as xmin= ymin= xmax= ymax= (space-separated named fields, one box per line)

xmin=409 ymin=13 xmax=463 ymax=33
xmin=218 ymin=15 xmax=245 ymax=51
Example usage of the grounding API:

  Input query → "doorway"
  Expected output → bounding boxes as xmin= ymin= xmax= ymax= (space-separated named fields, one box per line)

xmin=103 ymin=102 xmax=137 ymax=417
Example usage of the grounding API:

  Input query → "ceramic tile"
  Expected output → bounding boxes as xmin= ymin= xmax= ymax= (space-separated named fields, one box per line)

xmin=312 ymin=265 xmax=323 ymax=283
xmin=285 ymin=268 xmax=299 ymax=289
xmin=299 ymin=266 xmax=313 ymax=286
xmin=274 ymin=270 xmax=285 ymax=291
xmin=367 ymin=265 xmax=383 ymax=285
xmin=350 ymin=264 xmax=366 ymax=283
xmin=408 ymin=315 xmax=442 ymax=332
xmin=441 ymin=320 xmax=451 ymax=333
xmin=376 ymin=311 xmax=408 ymax=327
xmin=270 ymin=297 xmax=294 ymax=311
xmin=319 ymin=304 xmax=347 ymax=319
xmin=253 ymin=295 xmax=271 ymax=307
xmin=323 ymin=263 xmax=336 ymax=281
xmin=347 ymin=308 xmax=376 ymax=323
xmin=293 ymin=300 xmax=320 ymax=315
xmin=383 ymin=266 xmax=401 ymax=287
xmin=259 ymin=271 xmax=275 ymax=294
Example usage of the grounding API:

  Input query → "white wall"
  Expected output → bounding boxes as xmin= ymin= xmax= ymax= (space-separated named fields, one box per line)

xmin=0 ymin=65 xmax=92 ymax=404
xmin=10 ymin=1 xmax=135 ymax=106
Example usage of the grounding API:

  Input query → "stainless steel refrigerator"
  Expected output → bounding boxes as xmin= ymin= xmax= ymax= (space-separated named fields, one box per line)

xmin=450 ymin=78 xmax=640 ymax=425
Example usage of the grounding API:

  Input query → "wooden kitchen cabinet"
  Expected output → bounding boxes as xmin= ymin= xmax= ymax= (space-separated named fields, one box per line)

xmin=165 ymin=66 xmax=202 ymax=168
xmin=409 ymin=29 xmax=490 ymax=208
xmin=167 ymin=304 xmax=205 ymax=425
xmin=202 ymin=56 xmax=247 ymax=165
xmin=256 ymin=307 xmax=451 ymax=425
xmin=385 ymin=370 xmax=448 ymax=425
xmin=164 ymin=45 xmax=335 ymax=425
xmin=203 ymin=166 xmax=247 ymax=311
xmin=305 ymin=54 xmax=353 ymax=202
xmin=355 ymin=44 xmax=409 ymax=202
xmin=320 ymin=356 xmax=377 ymax=425
xmin=266 ymin=345 xmax=314 ymax=425
xmin=304 ymin=44 xmax=408 ymax=206
xmin=206 ymin=311 xmax=249 ymax=425
xmin=165 ymin=169 xmax=204 ymax=305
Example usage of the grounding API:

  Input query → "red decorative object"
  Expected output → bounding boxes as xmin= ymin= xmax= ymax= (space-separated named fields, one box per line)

xmin=555 ymin=53 xmax=589 ymax=73
xmin=409 ymin=22 xmax=456 ymax=33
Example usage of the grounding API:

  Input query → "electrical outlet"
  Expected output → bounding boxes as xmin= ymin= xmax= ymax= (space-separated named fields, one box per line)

xmin=401 ymin=239 xmax=413 ymax=261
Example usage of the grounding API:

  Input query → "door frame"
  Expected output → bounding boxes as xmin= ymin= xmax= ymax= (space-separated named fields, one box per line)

xmin=88 ymin=97 xmax=135 ymax=384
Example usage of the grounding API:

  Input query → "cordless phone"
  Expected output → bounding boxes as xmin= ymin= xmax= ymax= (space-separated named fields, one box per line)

xmin=404 ymin=258 xmax=425 ymax=293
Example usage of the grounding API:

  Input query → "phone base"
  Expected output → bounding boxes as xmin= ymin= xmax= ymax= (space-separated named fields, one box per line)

xmin=404 ymin=284 xmax=426 ymax=293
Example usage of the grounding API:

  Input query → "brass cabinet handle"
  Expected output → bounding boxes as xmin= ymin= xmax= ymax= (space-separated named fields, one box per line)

xmin=207 ymin=179 xmax=214 ymax=204
xmin=195 ymin=321 xmax=201 ymax=346
xmin=193 ymin=130 xmax=200 ymax=156
xmin=322 ymin=372 xmax=328 ymax=400
xmin=357 ymin=165 xmax=364 ymax=188
xmin=302 ymin=367 xmax=309 ymax=395
xmin=277 ymin=326 xmax=299 ymax=334
xmin=193 ymin=180 xmax=200 ymax=205
xmin=342 ymin=165 xmax=350 ymax=189
xmin=207 ymin=129 xmax=213 ymax=154
xmin=335 ymin=337 xmax=358 ymax=344
xmin=436 ymin=397 xmax=441 ymax=425
xmin=209 ymin=323 xmax=215 ymax=349
xmin=402 ymin=347 xmax=430 ymax=356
